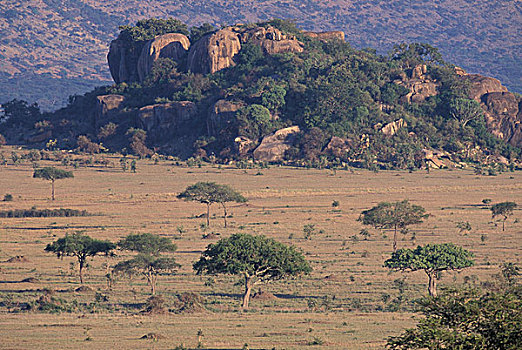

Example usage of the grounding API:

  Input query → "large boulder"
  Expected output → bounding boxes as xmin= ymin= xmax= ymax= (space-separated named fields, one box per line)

xmin=247 ymin=26 xmax=304 ymax=54
xmin=304 ymin=31 xmax=345 ymax=41
xmin=481 ymin=92 xmax=522 ymax=147
xmin=398 ymin=65 xmax=439 ymax=103
xmin=253 ymin=126 xmax=300 ymax=162
xmin=138 ymin=101 xmax=197 ymax=133
xmin=107 ymin=39 xmax=140 ymax=84
xmin=381 ymin=119 xmax=407 ymax=136
xmin=324 ymin=136 xmax=352 ymax=158
xmin=463 ymin=74 xmax=508 ymax=101
xmin=95 ymin=94 xmax=125 ymax=128
xmin=187 ymin=29 xmax=241 ymax=74
xmin=137 ymin=33 xmax=190 ymax=82
xmin=207 ymin=100 xmax=243 ymax=136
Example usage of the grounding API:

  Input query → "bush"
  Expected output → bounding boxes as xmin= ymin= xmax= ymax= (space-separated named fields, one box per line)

xmin=0 ymin=208 xmax=91 ymax=218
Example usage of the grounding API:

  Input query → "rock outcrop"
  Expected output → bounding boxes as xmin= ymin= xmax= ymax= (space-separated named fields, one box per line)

xmin=207 ymin=100 xmax=243 ymax=136
xmin=95 ymin=94 xmax=125 ymax=128
xmin=107 ymin=39 xmax=140 ymax=84
xmin=324 ymin=136 xmax=352 ymax=158
xmin=234 ymin=136 xmax=255 ymax=156
xmin=462 ymin=74 xmax=508 ymax=101
xmin=137 ymin=33 xmax=190 ymax=82
xmin=245 ymin=26 xmax=304 ymax=54
xmin=253 ymin=126 xmax=300 ymax=162
xmin=381 ymin=119 xmax=407 ymax=136
xmin=398 ymin=65 xmax=439 ymax=103
xmin=188 ymin=29 xmax=241 ymax=74
xmin=138 ymin=101 xmax=197 ymax=133
xmin=304 ymin=31 xmax=345 ymax=41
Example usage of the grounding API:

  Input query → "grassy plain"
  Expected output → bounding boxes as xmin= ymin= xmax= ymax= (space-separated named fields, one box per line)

xmin=0 ymin=148 xmax=520 ymax=349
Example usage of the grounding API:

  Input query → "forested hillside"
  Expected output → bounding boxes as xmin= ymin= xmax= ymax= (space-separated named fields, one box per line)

xmin=0 ymin=0 xmax=520 ymax=110
xmin=1 ymin=18 xmax=520 ymax=171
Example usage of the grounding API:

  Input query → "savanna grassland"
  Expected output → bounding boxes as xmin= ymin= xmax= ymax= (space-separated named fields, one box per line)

xmin=0 ymin=147 xmax=520 ymax=349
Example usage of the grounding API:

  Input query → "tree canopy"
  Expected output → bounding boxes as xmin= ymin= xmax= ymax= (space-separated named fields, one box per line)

xmin=387 ymin=285 xmax=522 ymax=349
xmin=178 ymin=182 xmax=247 ymax=227
xmin=359 ymin=200 xmax=428 ymax=251
xmin=115 ymin=233 xmax=179 ymax=294
xmin=491 ymin=201 xmax=517 ymax=231
xmin=33 ymin=167 xmax=74 ymax=200
xmin=384 ymin=243 xmax=474 ymax=296
xmin=45 ymin=232 xmax=115 ymax=284
xmin=193 ymin=233 xmax=311 ymax=309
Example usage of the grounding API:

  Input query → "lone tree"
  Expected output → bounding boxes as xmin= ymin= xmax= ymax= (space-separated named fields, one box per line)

xmin=384 ymin=243 xmax=474 ymax=297
xmin=178 ymin=182 xmax=247 ymax=227
xmin=33 ymin=167 xmax=74 ymax=200
xmin=359 ymin=200 xmax=428 ymax=251
xmin=45 ymin=233 xmax=115 ymax=284
xmin=193 ymin=233 xmax=311 ymax=309
xmin=113 ymin=233 xmax=179 ymax=294
xmin=490 ymin=201 xmax=517 ymax=231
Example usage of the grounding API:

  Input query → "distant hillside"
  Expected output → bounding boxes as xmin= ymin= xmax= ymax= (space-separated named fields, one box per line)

xmin=0 ymin=0 xmax=520 ymax=110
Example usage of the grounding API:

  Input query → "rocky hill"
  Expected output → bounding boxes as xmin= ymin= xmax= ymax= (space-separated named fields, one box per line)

xmin=0 ymin=0 xmax=520 ymax=110
xmin=1 ymin=18 xmax=520 ymax=171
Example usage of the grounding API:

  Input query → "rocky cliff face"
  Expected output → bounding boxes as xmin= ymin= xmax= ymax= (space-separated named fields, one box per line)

xmin=253 ymin=126 xmax=300 ymax=162
xmin=187 ymin=29 xmax=242 ymax=74
xmin=137 ymin=33 xmax=190 ymax=82
xmin=398 ymin=65 xmax=439 ymax=103
xmin=138 ymin=101 xmax=197 ymax=133
xmin=304 ymin=31 xmax=345 ymax=41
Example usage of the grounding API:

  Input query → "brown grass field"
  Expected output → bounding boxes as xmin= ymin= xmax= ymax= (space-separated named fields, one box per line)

xmin=0 ymin=148 xmax=520 ymax=349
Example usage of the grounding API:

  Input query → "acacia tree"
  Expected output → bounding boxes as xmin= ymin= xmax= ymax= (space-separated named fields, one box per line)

xmin=388 ymin=285 xmax=521 ymax=349
xmin=193 ymin=233 xmax=311 ymax=309
xmin=491 ymin=201 xmax=517 ymax=231
xmin=359 ymin=200 xmax=428 ymax=251
xmin=178 ymin=182 xmax=246 ymax=227
xmin=45 ymin=233 xmax=115 ymax=284
xmin=384 ymin=243 xmax=474 ymax=297
xmin=33 ymin=167 xmax=74 ymax=200
xmin=113 ymin=233 xmax=179 ymax=294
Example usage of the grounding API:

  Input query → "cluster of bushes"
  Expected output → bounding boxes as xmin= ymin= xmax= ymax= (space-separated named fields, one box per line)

xmin=0 ymin=208 xmax=91 ymax=218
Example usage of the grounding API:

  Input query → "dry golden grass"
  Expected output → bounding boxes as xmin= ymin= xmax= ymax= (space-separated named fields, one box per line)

xmin=0 ymin=148 xmax=520 ymax=349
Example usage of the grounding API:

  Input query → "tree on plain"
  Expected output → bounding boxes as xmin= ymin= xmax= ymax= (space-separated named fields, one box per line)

xmin=490 ymin=201 xmax=517 ymax=231
xmin=113 ymin=233 xmax=179 ymax=295
xmin=359 ymin=200 xmax=428 ymax=252
xmin=178 ymin=182 xmax=246 ymax=227
xmin=45 ymin=232 xmax=115 ymax=284
xmin=193 ymin=233 xmax=311 ymax=309
xmin=384 ymin=243 xmax=474 ymax=297
xmin=33 ymin=167 xmax=73 ymax=200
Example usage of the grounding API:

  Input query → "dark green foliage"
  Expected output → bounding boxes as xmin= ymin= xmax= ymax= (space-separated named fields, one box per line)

xmin=118 ymin=18 xmax=189 ymax=43
xmin=117 ymin=233 xmax=177 ymax=256
xmin=387 ymin=285 xmax=521 ymax=349
xmin=359 ymin=200 xmax=428 ymax=251
xmin=189 ymin=23 xmax=216 ymax=43
xmin=178 ymin=182 xmax=246 ymax=227
xmin=45 ymin=233 xmax=115 ymax=284
xmin=384 ymin=243 xmax=474 ymax=296
xmin=491 ymin=201 xmax=517 ymax=231
xmin=194 ymin=233 xmax=311 ymax=308
xmin=0 ymin=208 xmax=90 ymax=218
xmin=115 ymin=233 xmax=179 ymax=294
xmin=236 ymin=104 xmax=273 ymax=140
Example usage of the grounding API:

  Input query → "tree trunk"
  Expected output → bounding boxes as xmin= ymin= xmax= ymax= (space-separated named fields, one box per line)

xmin=206 ymin=203 xmax=210 ymax=227
xmin=222 ymin=203 xmax=228 ymax=228
xmin=427 ymin=271 xmax=437 ymax=297
xmin=147 ymin=271 xmax=156 ymax=295
xmin=393 ymin=224 xmax=398 ymax=252
xmin=79 ymin=259 xmax=84 ymax=284
xmin=503 ymin=217 xmax=506 ymax=231
xmin=242 ymin=274 xmax=253 ymax=309
xmin=51 ymin=179 xmax=55 ymax=201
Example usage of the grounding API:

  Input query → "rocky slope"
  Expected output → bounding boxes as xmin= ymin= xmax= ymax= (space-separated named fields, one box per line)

xmin=1 ymin=0 xmax=520 ymax=110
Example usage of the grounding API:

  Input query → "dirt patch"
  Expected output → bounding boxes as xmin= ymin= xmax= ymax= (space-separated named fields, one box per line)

xmin=252 ymin=290 xmax=278 ymax=300
xmin=75 ymin=286 xmax=93 ymax=293
xmin=21 ymin=277 xmax=39 ymax=283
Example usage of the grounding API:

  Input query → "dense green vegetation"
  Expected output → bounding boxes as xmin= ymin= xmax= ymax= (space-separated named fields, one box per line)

xmin=1 ymin=18 xmax=520 ymax=169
